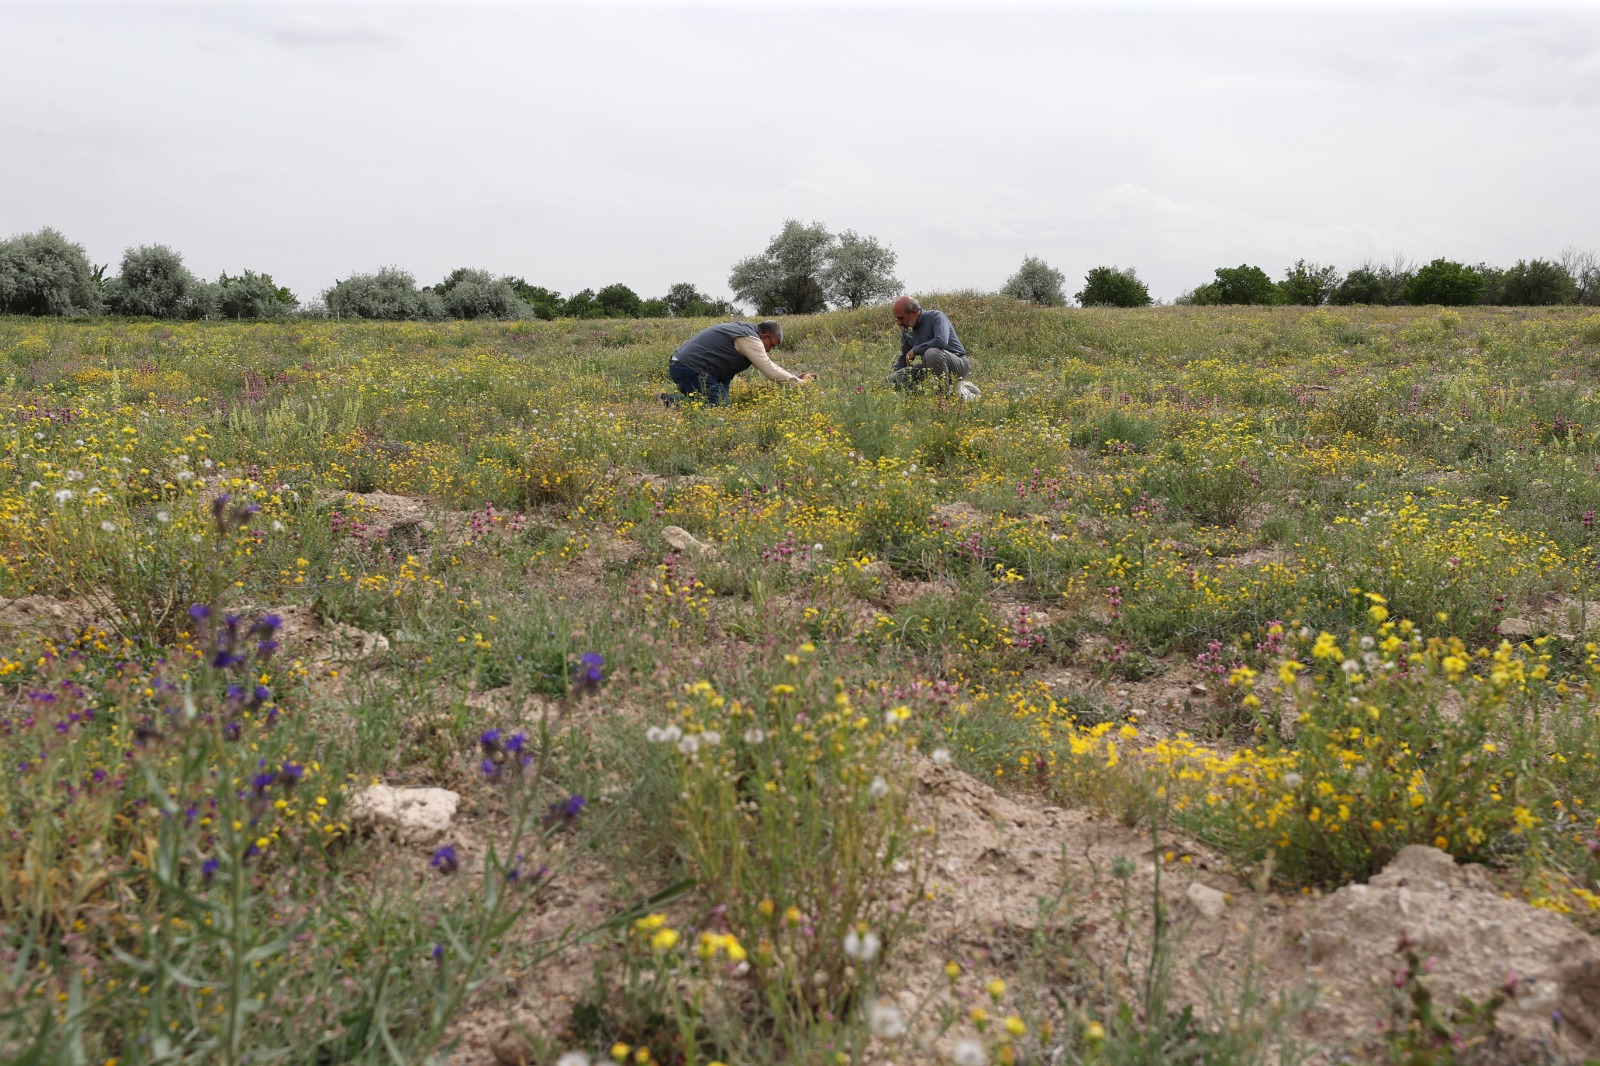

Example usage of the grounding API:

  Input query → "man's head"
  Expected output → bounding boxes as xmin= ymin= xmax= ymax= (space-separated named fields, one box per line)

xmin=892 ymin=296 xmax=922 ymax=329
xmin=756 ymin=320 xmax=782 ymax=352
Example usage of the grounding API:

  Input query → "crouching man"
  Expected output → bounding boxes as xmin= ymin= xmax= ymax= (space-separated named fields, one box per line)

xmin=889 ymin=296 xmax=969 ymax=390
xmin=664 ymin=320 xmax=811 ymax=406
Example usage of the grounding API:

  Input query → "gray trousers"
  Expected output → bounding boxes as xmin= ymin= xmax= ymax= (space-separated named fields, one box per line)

xmin=889 ymin=347 xmax=970 ymax=390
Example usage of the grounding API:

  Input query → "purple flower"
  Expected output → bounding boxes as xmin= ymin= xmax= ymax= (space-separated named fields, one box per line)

xmin=255 ymin=639 xmax=278 ymax=662
xmin=580 ymin=651 xmax=604 ymax=684
xmin=201 ymin=857 xmax=220 ymax=884
xmin=277 ymin=763 xmax=304 ymax=789
xmin=223 ymin=721 xmax=242 ymax=741
xmin=542 ymin=794 xmax=586 ymax=830
xmin=431 ymin=943 xmax=444 ymax=963
xmin=430 ymin=844 xmax=459 ymax=874
xmin=189 ymin=604 xmax=212 ymax=622
xmin=479 ymin=728 xmax=502 ymax=754
xmin=480 ymin=757 xmax=499 ymax=779
xmin=505 ymin=732 xmax=526 ymax=755
xmin=251 ymin=614 xmax=282 ymax=636
xmin=251 ymin=772 xmax=276 ymax=795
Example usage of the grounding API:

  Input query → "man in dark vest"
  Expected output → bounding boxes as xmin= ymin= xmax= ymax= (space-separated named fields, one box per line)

xmin=889 ymin=296 xmax=970 ymax=390
xmin=663 ymin=320 xmax=811 ymax=406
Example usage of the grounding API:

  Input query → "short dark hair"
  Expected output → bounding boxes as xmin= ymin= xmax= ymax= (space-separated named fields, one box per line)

xmin=756 ymin=320 xmax=782 ymax=345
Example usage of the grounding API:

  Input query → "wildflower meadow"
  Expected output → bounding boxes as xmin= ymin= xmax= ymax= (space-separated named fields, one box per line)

xmin=4 ymin=297 xmax=1600 ymax=1064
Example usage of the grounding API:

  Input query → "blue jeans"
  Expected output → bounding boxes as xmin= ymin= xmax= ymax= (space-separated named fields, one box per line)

xmin=668 ymin=362 xmax=732 ymax=406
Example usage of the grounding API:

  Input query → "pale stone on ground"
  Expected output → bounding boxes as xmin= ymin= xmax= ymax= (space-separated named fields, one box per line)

xmin=1186 ymin=881 xmax=1228 ymax=920
xmin=661 ymin=525 xmax=717 ymax=557
xmin=347 ymin=785 xmax=460 ymax=845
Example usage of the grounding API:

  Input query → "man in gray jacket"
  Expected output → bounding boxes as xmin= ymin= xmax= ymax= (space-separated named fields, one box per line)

xmin=663 ymin=320 xmax=811 ymax=406
xmin=889 ymin=296 xmax=969 ymax=390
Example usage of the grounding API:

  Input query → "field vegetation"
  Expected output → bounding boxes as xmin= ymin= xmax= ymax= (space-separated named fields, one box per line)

xmin=3 ymin=297 xmax=1600 ymax=1063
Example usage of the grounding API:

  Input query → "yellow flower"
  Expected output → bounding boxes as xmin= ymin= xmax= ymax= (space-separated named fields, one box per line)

xmin=1004 ymin=1015 xmax=1027 ymax=1036
xmin=611 ymin=1044 xmax=631 ymax=1062
xmin=1085 ymin=1020 xmax=1106 ymax=1042
xmin=945 ymin=960 xmax=961 ymax=979
xmin=650 ymin=928 xmax=679 ymax=951
xmin=986 ymin=978 xmax=1006 ymax=1000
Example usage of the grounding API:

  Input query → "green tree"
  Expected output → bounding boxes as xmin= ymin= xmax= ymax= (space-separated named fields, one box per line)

xmin=324 ymin=267 xmax=445 ymax=320
xmin=1561 ymin=249 xmax=1599 ymax=306
xmin=594 ymin=283 xmax=643 ymax=318
xmin=217 ymin=270 xmax=297 ymax=320
xmin=1405 ymin=259 xmax=1484 ymax=306
xmin=1278 ymin=260 xmax=1341 ymax=306
xmin=104 ymin=244 xmax=204 ymax=318
xmin=431 ymin=268 xmax=528 ymax=319
xmin=729 ymin=219 xmax=834 ymax=315
xmin=1498 ymin=259 xmax=1579 ymax=306
xmin=639 ymin=298 xmax=670 ymax=318
xmin=1330 ymin=257 xmax=1412 ymax=305
xmin=506 ymin=279 xmax=563 ymax=320
xmin=562 ymin=289 xmax=604 ymax=319
xmin=1000 ymin=256 xmax=1067 ymax=307
xmin=664 ymin=282 xmax=733 ymax=317
xmin=0 ymin=227 xmax=102 ymax=315
xmin=1209 ymin=264 xmax=1279 ymax=305
xmin=1074 ymin=265 xmax=1151 ymax=308
xmin=822 ymin=230 xmax=900 ymax=309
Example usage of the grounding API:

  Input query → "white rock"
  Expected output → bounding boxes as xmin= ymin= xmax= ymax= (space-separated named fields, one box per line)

xmin=1186 ymin=881 xmax=1228 ymax=920
xmin=346 ymin=785 xmax=459 ymax=845
xmin=661 ymin=525 xmax=717 ymax=557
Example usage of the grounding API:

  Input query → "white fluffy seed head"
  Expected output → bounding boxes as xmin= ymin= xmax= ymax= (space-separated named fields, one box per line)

xmin=952 ymin=1038 xmax=988 ymax=1066
xmin=869 ymin=999 xmax=906 ymax=1038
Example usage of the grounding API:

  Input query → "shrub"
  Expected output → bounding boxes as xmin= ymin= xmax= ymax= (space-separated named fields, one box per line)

xmin=1075 ymin=266 xmax=1151 ymax=308
xmin=217 ymin=270 xmax=297 ymax=320
xmin=1330 ymin=260 xmax=1413 ymax=306
xmin=0 ymin=227 xmax=102 ymax=316
xmin=507 ymin=279 xmax=564 ymax=320
xmin=562 ymin=289 xmax=604 ymax=319
xmin=1209 ymin=264 xmax=1279 ymax=305
xmin=1499 ymin=259 xmax=1580 ymax=306
xmin=324 ymin=267 xmax=445 ymax=320
xmin=432 ymin=268 xmax=529 ymax=320
xmin=1561 ymin=248 xmax=1599 ymax=305
xmin=729 ymin=219 xmax=834 ymax=315
xmin=1000 ymin=256 xmax=1067 ymax=307
xmin=822 ymin=230 xmax=901 ymax=309
xmin=1278 ymin=260 xmax=1340 ymax=306
xmin=1404 ymin=259 xmax=1484 ymax=306
xmin=664 ymin=282 xmax=734 ymax=318
xmin=595 ymin=283 xmax=643 ymax=319
xmin=103 ymin=244 xmax=207 ymax=318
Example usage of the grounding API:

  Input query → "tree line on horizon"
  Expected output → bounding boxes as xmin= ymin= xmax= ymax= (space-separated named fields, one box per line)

xmin=2 ymin=223 xmax=1596 ymax=322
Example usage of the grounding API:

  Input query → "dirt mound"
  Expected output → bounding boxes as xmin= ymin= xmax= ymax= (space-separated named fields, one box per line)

xmin=320 ymin=490 xmax=432 ymax=541
xmin=1283 ymin=845 xmax=1600 ymax=1062
xmin=0 ymin=595 xmax=98 ymax=640
xmin=273 ymin=604 xmax=389 ymax=667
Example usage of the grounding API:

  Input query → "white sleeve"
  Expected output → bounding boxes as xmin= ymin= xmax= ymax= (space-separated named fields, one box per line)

xmin=735 ymin=335 xmax=801 ymax=384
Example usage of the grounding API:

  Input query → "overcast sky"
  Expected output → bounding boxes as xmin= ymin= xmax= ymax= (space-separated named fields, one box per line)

xmin=3 ymin=1 xmax=1598 ymax=305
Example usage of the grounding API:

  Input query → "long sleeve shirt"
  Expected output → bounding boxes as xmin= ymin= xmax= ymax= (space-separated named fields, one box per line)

xmin=898 ymin=309 xmax=967 ymax=368
xmin=734 ymin=335 xmax=802 ymax=383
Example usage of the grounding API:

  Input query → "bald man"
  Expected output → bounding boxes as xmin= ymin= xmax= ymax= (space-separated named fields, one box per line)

xmin=889 ymin=296 xmax=970 ymax=390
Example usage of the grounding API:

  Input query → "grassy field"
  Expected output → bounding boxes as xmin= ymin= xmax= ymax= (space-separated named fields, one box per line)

xmin=4 ymin=297 xmax=1600 ymax=1064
